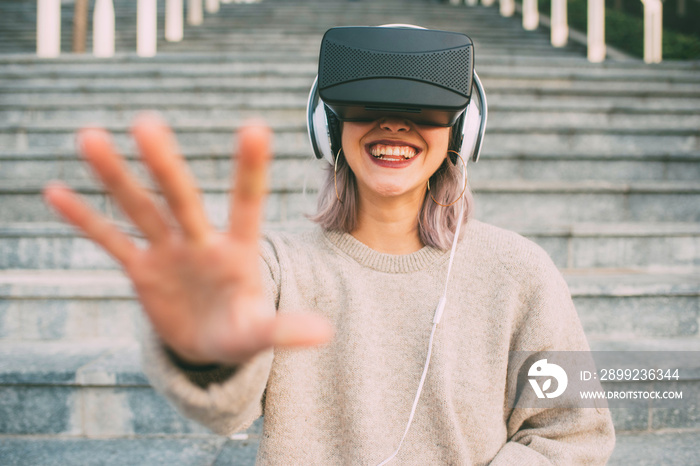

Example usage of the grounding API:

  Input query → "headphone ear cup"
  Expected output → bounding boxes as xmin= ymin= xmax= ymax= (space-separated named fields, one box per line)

xmin=312 ymin=99 xmax=334 ymax=164
xmin=307 ymin=77 xmax=335 ymax=164
xmin=325 ymin=106 xmax=342 ymax=163
xmin=462 ymin=97 xmax=483 ymax=162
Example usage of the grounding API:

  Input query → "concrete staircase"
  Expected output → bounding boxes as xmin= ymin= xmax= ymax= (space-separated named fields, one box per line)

xmin=1 ymin=0 xmax=699 ymax=464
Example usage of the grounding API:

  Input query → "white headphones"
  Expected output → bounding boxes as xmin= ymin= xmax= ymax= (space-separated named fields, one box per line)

xmin=306 ymin=25 xmax=488 ymax=166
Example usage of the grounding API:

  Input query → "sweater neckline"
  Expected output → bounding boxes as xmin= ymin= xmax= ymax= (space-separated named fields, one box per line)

xmin=321 ymin=229 xmax=451 ymax=273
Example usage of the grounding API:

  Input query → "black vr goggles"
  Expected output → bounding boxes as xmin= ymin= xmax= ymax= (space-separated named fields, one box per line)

xmin=307 ymin=25 xmax=488 ymax=164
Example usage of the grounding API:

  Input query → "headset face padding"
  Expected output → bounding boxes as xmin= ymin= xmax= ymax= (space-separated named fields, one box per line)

xmin=306 ymin=73 xmax=487 ymax=165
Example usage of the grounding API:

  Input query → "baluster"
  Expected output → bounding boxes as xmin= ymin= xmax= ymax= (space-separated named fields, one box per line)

xmin=188 ymin=0 xmax=204 ymax=25
xmin=93 ymin=0 xmax=115 ymax=57
xmin=37 ymin=0 xmax=61 ymax=57
xmin=466 ymin=0 xmax=478 ymax=6
xmin=500 ymin=0 xmax=515 ymax=17
xmin=138 ymin=0 xmax=157 ymax=57
xmin=166 ymin=0 xmax=184 ymax=42
xmin=551 ymin=0 xmax=568 ymax=47
xmin=587 ymin=0 xmax=606 ymax=62
xmin=482 ymin=0 xmax=496 ymax=7
xmin=523 ymin=0 xmax=539 ymax=30
xmin=642 ymin=0 xmax=663 ymax=63
xmin=206 ymin=0 xmax=220 ymax=14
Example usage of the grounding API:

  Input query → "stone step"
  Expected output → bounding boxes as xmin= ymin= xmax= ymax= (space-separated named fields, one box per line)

xmin=3 ymin=51 xmax=692 ymax=68
xmin=0 ymin=430 xmax=698 ymax=466
xmin=2 ymin=92 xmax=698 ymax=112
xmin=0 ymin=338 xmax=698 ymax=438
xmin=1 ymin=268 xmax=698 ymax=342
xmin=2 ymin=63 xmax=699 ymax=86
xmin=0 ymin=436 xmax=257 ymax=466
xmin=3 ymin=41 xmax=577 ymax=58
xmin=1 ymin=118 xmax=697 ymax=142
xmin=3 ymin=91 xmax=698 ymax=113
xmin=0 ymin=341 xmax=263 ymax=441
xmin=607 ymin=431 xmax=700 ymax=466
xmin=2 ymin=106 xmax=699 ymax=131
xmin=3 ymin=147 xmax=699 ymax=183
xmin=0 ymin=29 xmax=567 ymax=44
xmin=470 ymin=151 xmax=700 ymax=182
xmin=1 ymin=221 xmax=699 ymax=271
xmin=1 ymin=123 xmax=697 ymax=156
xmin=2 ymin=178 xmax=699 ymax=224
xmin=2 ymin=76 xmax=698 ymax=96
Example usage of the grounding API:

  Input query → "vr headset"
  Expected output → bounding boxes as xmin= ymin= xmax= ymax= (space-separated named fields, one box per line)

xmin=307 ymin=25 xmax=487 ymax=165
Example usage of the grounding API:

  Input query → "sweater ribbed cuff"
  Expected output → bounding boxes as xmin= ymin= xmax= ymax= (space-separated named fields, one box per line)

xmin=164 ymin=346 xmax=222 ymax=372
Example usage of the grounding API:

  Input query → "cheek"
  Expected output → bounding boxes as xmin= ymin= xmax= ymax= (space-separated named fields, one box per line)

xmin=340 ymin=123 xmax=374 ymax=171
xmin=422 ymin=128 xmax=451 ymax=168
xmin=422 ymin=127 xmax=451 ymax=152
xmin=341 ymin=122 xmax=372 ymax=149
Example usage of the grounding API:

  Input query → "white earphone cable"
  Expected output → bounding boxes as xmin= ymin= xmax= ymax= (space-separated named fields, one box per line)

xmin=376 ymin=166 xmax=467 ymax=465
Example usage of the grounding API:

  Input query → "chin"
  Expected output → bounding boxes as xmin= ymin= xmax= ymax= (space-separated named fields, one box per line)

xmin=371 ymin=181 xmax=408 ymax=198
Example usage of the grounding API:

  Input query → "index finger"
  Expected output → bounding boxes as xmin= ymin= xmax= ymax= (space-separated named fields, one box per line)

xmin=228 ymin=120 xmax=273 ymax=242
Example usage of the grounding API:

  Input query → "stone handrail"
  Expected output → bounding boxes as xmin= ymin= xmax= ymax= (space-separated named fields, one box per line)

xmin=36 ymin=0 xmax=256 ymax=58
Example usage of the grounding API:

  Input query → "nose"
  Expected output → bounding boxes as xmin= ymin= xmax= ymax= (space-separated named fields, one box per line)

xmin=379 ymin=116 xmax=411 ymax=132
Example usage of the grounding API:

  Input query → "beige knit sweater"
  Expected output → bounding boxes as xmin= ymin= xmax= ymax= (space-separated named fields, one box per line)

xmin=141 ymin=219 xmax=616 ymax=465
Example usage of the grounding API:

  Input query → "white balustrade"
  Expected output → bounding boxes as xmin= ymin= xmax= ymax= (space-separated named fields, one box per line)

xmin=137 ymin=0 xmax=157 ymax=57
xmin=188 ymin=0 xmax=204 ymax=25
xmin=37 ymin=0 xmax=61 ymax=58
xmin=550 ymin=0 xmax=568 ymax=47
xmin=34 ymin=0 xmax=659 ymax=64
xmin=35 ymin=0 xmax=242 ymax=58
xmin=93 ymin=0 xmax=115 ymax=57
xmin=642 ymin=0 xmax=663 ymax=63
xmin=587 ymin=0 xmax=606 ymax=62
xmin=500 ymin=0 xmax=515 ymax=17
xmin=206 ymin=0 xmax=220 ymax=14
xmin=166 ymin=0 xmax=184 ymax=42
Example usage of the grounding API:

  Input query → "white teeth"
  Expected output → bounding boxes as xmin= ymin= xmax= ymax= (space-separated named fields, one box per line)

xmin=369 ymin=144 xmax=417 ymax=159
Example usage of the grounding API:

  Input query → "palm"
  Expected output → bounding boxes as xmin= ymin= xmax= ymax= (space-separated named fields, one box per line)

xmin=44 ymin=114 xmax=332 ymax=365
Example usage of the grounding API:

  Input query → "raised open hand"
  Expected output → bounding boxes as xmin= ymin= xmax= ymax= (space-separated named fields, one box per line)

xmin=43 ymin=114 xmax=333 ymax=365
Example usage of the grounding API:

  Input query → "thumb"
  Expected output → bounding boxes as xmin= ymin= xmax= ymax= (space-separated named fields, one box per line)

xmin=269 ymin=313 xmax=335 ymax=348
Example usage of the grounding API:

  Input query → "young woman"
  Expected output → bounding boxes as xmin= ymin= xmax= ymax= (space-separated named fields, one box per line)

xmin=43 ymin=27 xmax=615 ymax=465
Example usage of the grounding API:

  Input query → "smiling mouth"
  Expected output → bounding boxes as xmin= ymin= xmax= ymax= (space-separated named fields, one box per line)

xmin=369 ymin=143 xmax=418 ymax=161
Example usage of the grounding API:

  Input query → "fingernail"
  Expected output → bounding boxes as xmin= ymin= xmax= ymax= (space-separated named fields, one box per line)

xmin=42 ymin=181 xmax=65 ymax=204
